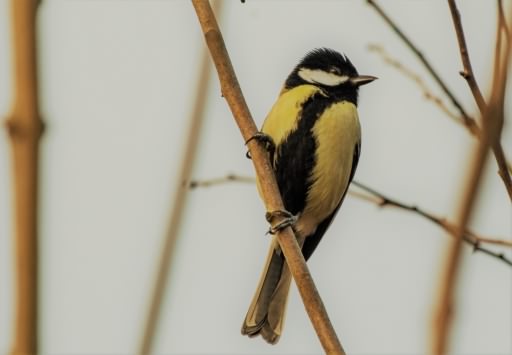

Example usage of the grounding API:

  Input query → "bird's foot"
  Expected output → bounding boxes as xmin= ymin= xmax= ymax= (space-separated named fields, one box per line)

xmin=265 ymin=210 xmax=297 ymax=235
xmin=245 ymin=132 xmax=276 ymax=161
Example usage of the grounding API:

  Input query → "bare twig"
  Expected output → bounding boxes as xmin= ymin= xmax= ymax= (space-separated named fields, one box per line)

xmin=369 ymin=45 xmax=512 ymax=184
xmin=492 ymin=146 xmax=512 ymax=201
xmin=349 ymin=182 xmax=512 ymax=266
xmin=447 ymin=0 xmax=512 ymax=202
xmin=189 ymin=173 xmax=256 ymax=188
xmin=370 ymin=44 xmax=512 ymax=182
xmin=368 ymin=0 xmax=512 ymax=201
xmin=368 ymin=44 xmax=472 ymax=133
xmin=447 ymin=0 xmax=486 ymax=112
xmin=432 ymin=77 xmax=504 ymax=355
xmin=366 ymin=0 xmax=475 ymax=130
xmin=432 ymin=6 xmax=512 ymax=353
xmin=5 ymin=0 xmax=43 ymax=354
xmin=190 ymin=175 xmax=512 ymax=266
xmin=136 ymin=3 xmax=220 ymax=355
xmin=497 ymin=0 xmax=510 ymax=42
xmin=191 ymin=1 xmax=345 ymax=353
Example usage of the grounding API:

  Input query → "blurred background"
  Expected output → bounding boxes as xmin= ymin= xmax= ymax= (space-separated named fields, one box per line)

xmin=0 ymin=1 xmax=511 ymax=354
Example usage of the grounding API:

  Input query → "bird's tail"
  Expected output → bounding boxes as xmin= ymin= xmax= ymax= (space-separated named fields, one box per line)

xmin=241 ymin=239 xmax=293 ymax=344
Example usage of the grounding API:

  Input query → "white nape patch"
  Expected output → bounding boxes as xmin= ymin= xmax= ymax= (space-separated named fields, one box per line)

xmin=298 ymin=68 xmax=349 ymax=86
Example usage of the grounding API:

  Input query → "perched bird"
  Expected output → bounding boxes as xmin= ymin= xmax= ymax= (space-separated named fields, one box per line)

xmin=241 ymin=48 xmax=376 ymax=344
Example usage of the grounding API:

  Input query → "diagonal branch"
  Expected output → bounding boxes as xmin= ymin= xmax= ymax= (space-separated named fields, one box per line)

xmin=136 ymin=2 xmax=222 ymax=354
xmin=350 ymin=181 xmax=512 ymax=266
xmin=432 ymin=6 xmax=512 ymax=353
xmin=447 ymin=0 xmax=512 ymax=202
xmin=447 ymin=0 xmax=486 ymax=112
xmin=370 ymin=44 xmax=512 ymax=181
xmin=368 ymin=0 xmax=512 ymax=201
xmin=190 ymin=1 xmax=345 ymax=353
xmin=189 ymin=175 xmax=512 ymax=266
xmin=368 ymin=44 xmax=477 ymax=135
xmin=366 ymin=0 xmax=476 ymax=130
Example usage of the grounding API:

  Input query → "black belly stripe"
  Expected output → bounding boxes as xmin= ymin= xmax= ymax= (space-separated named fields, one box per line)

xmin=274 ymin=92 xmax=338 ymax=216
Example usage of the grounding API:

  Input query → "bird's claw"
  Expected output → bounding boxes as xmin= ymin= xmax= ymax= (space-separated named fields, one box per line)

xmin=245 ymin=132 xmax=276 ymax=160
xmin=265 ymin=210 xmax=297 ymax=235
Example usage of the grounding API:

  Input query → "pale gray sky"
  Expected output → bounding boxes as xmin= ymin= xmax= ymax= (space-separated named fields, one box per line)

xmin=1 ymin=1 xmax=511 ymax=354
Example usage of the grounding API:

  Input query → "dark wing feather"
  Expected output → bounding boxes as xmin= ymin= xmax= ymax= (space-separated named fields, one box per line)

xmin=273 ymin=93 xmax=333 ymax=216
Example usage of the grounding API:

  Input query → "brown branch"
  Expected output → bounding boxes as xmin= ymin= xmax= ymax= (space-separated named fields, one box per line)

xmin=371 ymin=43 xmax=512 ymax=191
xmin=368 ymin=0 xmax=512 ymax=201
xmin=447 ymin=0 xmax=486 ymax=112
xmin=433 ymin=122 xmax=493 ymax=355
xmin=136 ymin=2 xmax=221 ymax=354
xmin=447 ymin=0 xmax=512 ymax=202
xmin=366 ymin=0 xmax=475 ymax=129
xmin=370 ymin=44 xmax=512 ymax=189
xmin=189 ymin=173 xmax=256 ymax=188
xmin=497 ymin=0 xmax=510 ymax=42
xmin=368 ymin=44 xmax=476 ymax=134
xmin=432 ymin=7 xmax=512 ymax=353
xmin=5 ymin=1 xmax=43 ymax=354
xmin=189 ymin=175 xmax=512 ymax=265
xmin=492 ymin=145 xmax=512 ymax=201
xmin=190 ymin=1 xmax=345 ymax=353
xmin=350 ymin=181 xmax=512 ymax=265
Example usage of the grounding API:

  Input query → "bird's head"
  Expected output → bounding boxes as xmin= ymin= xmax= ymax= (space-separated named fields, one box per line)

xmin=285 ymin=48 xmax=377 ymax=104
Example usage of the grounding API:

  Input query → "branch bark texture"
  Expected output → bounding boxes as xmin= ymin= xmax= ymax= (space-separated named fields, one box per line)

xmin=447 ymin=0 xmax=512 ymax=202
xmin=368 ymin=0 xmax=512 ymax=201
xmin=191 ymin=1 xmax=345 ymax=353
xmin=432 ymin=4 xmax=512 ymax=353
xmin=190 ymin=175 xmax=512 ymax=266
xmin=137 ymin=2 xmax=220 ymax=353
xmin=5 ymin=0 xmax=43 ymax=354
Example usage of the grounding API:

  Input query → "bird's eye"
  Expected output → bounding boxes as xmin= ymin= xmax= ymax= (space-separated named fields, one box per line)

xmin=329 ymin=67 xmax=341 ymax=75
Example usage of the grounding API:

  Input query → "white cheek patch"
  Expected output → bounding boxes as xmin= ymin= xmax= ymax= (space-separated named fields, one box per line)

xmin=298 ymin=68 xmax=349 ymax=86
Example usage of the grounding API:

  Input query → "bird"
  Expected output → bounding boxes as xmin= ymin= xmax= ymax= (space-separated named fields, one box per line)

xmin=241 ymin=48 xmax=376 ymax=344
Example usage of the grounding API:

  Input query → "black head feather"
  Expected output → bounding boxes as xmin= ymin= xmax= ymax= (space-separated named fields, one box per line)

xmin=296 ymin=48 xmax=358 ymax=77
xmin=285 ymin=48 xmax=362 ymax=104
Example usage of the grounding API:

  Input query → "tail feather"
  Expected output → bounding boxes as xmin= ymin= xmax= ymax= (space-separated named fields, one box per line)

xmin=241 ymin=239 xmax=292 ymax=344
xmin=258 ymin=265 xmax=292 ymax=344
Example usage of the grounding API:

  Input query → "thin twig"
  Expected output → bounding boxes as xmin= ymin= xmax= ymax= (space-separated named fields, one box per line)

xmin=5 ymin=0 xmax=43 ymax=354
xmin=350 ymin=182 xmax=512 ymax=266
xmin=432 ymin=6 xmax=512 ymax=353
xmin=368 ymin=0 xmax=512 ymax=201
xmin=137 ymin=2 xmax=221 ymax=354
xmin=492 ymin=145 xmax=512 ymax=201
xmin=366 ymin=0 xmax=475 ymax=130
xmin=189 ymin=175 xmax=512 ymax=265
xmin=447 ymin=0 xmax=486 ymax=112
xmin=189 ymin=173 xmax=256 ymax=188
xmin=368 ymin=44 xmax=473 ymax=133
xmin=190 ymin=1 xmax=345 ymax=353
xmin=447 ymin=0 xmax=512 ymax=202
xmin=371 ymin=42 xmax=512 ymax=182
xmin=370 ymin=45 xmax=512 ymax=187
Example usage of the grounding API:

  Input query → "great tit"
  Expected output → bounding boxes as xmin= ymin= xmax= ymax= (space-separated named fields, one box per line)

xmin=241 ymin=48 xmax=376 ymax=344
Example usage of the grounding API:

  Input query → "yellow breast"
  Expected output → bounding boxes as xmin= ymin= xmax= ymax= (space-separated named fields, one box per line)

xmin=257 ymin=85 xmax=360 ymax=238
xmin=302 ymin=101 xmax=360 ymax=227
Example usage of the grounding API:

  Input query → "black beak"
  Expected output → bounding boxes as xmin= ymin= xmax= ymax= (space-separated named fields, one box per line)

xmin=349 ymin=75 xmax=378 ymax=87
